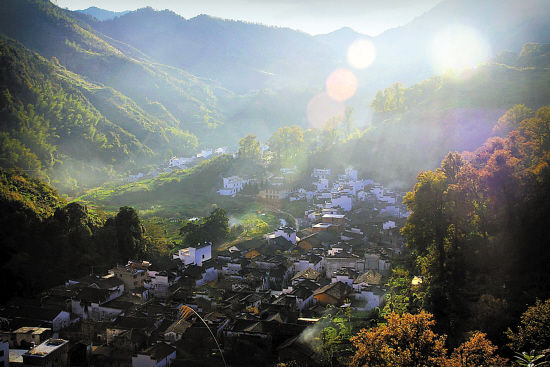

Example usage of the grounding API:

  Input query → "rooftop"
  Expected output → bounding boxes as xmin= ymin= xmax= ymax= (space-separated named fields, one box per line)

xmin=24 ymin=339 xmax=68 ymax=358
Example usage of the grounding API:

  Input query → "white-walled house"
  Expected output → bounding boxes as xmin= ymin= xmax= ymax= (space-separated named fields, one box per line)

xmin=331 ymin=194 xmax=353 ymax=212
xmin=313 ymin=178 xmax=329 ymax=191
xmin=71 ymin=288 xmax=122 ymax=322
xmin=345 ymin=168 xmax=358 ymax=181
xmin=197 ymin=149 xmax=213 ymax=159
xmin=353 ymin=286 xmax=386 ymax=311
xmin=268 ymin=226 xmax=297 ymax=244
xmin=365 ymin=253 xmax=392 ymax=275
xmin=127 ymin=173 xmax=144 ymax=183
xmin=169 ymin=156 xmax=194 ymax=169
xmin=173 ymin=243 xmax=212 ymax=266
xmin=218 ymin=176 xmax=250 ymax=196
xmin=312 ymin=168 xmax=331 ymax=179
xmin=383 ymin=221 xmax=396 ymax=230
xmin=294 ymin=254 xmax=323 ymax=272
xmin=145 ymin=270 xmax=177 ymax=298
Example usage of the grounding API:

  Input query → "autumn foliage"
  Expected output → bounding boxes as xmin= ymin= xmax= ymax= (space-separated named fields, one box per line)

xmin=398 ymin=105 xmax=550 ymax=342
xmin=350 ymin=312 xmax=507 ymax=367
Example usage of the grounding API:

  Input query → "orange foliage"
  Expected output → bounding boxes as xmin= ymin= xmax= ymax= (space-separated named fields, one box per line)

xmin=349 ymin=312 xmax=448 ymax=367
xmin=350 ymin=313 xmax=508 ymax=367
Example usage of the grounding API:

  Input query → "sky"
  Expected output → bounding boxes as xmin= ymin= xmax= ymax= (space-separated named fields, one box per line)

xmin=53 ymin=0 xmax=443 ymax=36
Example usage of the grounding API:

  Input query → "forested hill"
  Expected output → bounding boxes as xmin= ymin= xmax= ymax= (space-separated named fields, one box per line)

xmin=0 ymin=36 xmax=197 ymax=193
xmin=0 ymin=0 xmax=230 ymax=137
xmin=0 ymin=168 xmax=150 ymax=303
xmin=394 ymin=103 xmax=550 ymax=345
xmin=329 ymin=43 xmax=550 ymax=187
xmin=0 ymin=0 xmax=323 ymax=160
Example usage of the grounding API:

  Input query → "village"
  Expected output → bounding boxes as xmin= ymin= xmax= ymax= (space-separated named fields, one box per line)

xmin=0 ymin=167 xmax=408 ymax=367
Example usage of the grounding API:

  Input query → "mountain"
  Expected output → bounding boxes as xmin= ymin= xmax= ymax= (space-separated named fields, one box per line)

xmin=88 ymin=8 xmax=337 ymax=93
xmin=0 ymin=0 xmax=230 ymax=137
xmin=76 ymin=6 xmax=129 ymax=21
xmin=0 ymin=0 xmax=323 ymax=150
xmin=315 ymin=27 xmax=371 ymax=57
xmin=80 ymin=0 xmax=550 ymax=98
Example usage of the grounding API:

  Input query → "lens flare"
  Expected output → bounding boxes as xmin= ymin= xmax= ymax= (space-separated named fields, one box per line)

xmin=347 ymin=38 xmax=376 ymax=69
xmin=326 ymin=68 xmax=358 ymax=102
xmin=431 ymin=25 xmax=491 ymax=74
xmin=307 ymin=93 xmax=345 ymax=128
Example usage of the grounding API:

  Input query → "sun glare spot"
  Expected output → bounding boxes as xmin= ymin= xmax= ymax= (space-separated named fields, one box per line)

xmin=325 ymin=68 xmax=358 ymax=102
xmin=431 ymin=25 xmax=491 ymax=74
xmin=347 ymin=38 xmax=376 ymax=69
xmin=307 ymin=93 xmax=345 ymax=128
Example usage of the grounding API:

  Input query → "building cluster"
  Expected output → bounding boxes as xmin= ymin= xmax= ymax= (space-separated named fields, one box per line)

xmin=1 ymin=168 xmax=408 ymax=367
xmin=0 ymin=171 xmax=405 ymax=366
xmin=253 ymin=167 xmax=409 ymax=224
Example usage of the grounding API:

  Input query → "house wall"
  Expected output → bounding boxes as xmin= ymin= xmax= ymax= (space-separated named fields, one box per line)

xmin=71 ymin=301 xmax=121 ymax=322
xmin=113 ymin=268 xmax=148 ymax=290
xmin=195 ymin=245 xmax=212 ymax=266
xmin=13 ymin=329 xmax=51 ymax=348
xmin=353 ymin=290 xmax=385 ymax=311
xmin=132 ymin=354 xmax=156 ymax=367
xmin=0 ymin=341 xmax=8 ymax=367
xmin=331 ymin=275 xmax=353 ymax=286
xmin=296 ymin=295 xmax=315 ymax=310
xmin=52 ymin=312 xmax=71 ymax=331
xmin=196 ymin=267 xmax=218 ymax=287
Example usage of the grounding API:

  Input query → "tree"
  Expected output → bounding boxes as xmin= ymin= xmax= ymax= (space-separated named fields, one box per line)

xmin=493 ymin=105 xmax=533 ymax=137
xmin=180 ymin=207 xmax=229 ymax=247
xmin=316 ymin=307 xmax=353 ymax=366
xmin=267 ymin=126 xmax=304 ymax=165
xmin=350 ymin=312 xmax=448 ymax=367
xmin=507 ymin=299 xmax=550 ymax=354
xmin=350 ymin=313 xmax=507 ymax=367
xmin=448 ymin=332 xmax=507 ymax=367
xmin=114 ymin=206 xmax=146 ymax=261
xmin=237 ymin=134 xmax=262 ymax=163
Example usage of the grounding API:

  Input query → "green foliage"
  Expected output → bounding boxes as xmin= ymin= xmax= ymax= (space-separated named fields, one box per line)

xmin=507 ymin=299 xmax=550 ymax=355
xmin=268 ymin=126 xmax=304 ymax=167
xmin=382 ymin=267 xmax=424 ymax=316
xmin=493 ymin=104 xmax=534 ymax=137
xmin=0 ymin=168 xmax=150 ymax=303
xmin=315 ymin=307 xmax=353 ymax=366
xmin=180 ymin=207 xmax=229 ymax=247
xmin=0 ymin=36 xmax=200 ymax=193
xmin=514 ymin=351 xmax=548 ymax=367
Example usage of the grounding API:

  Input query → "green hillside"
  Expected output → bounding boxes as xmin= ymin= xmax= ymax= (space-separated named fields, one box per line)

xmin=76 ymin=154 xmax=253 ymax=218
xmin=0 ymin=0 xmax=230 ymax=137
xmin=0 ymin=37 xmax=200 ymax=193
xmin=342 ymin=47 xmax=550 ymax=186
